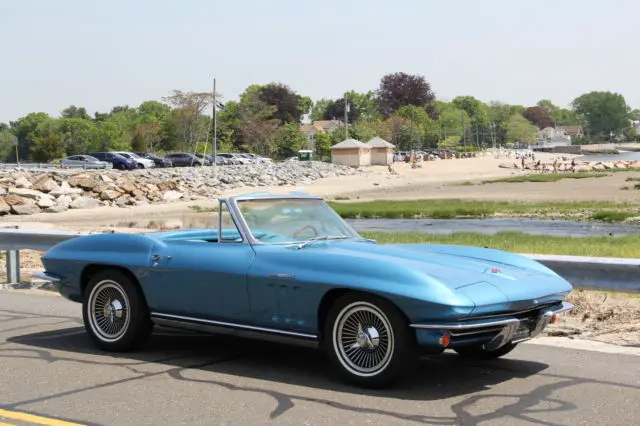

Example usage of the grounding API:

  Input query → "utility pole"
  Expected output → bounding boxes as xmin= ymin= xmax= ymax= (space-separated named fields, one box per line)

xmin=461 ymin=111 xmax=466 ymax=147
xmin=344 ymin=95 xmax=349 ymax=140
xmin=211 ymin=77 xmax=217 ymax=173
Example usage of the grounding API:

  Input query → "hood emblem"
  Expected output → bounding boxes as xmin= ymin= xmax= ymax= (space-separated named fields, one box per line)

xmin=491 ymin=268 xmax=501 ymax=273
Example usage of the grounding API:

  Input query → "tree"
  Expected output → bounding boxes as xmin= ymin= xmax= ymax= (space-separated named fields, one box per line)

xmin=310 ymin=99 xmax=332 ymax=122
xmin=274 ymin=122 xmax=308 ymax=158
xmin=323 ymin=98 xmax=359 ymax=122
xmin=162 ymin=90 xmax=215 ymax=149
xmin=61 ymin=105 xmax=90 ymax=120
xmin=9 ymin=112 xmax=51 ymax=161
xmin=435 ymin=101 xmax=471 ymax=142
xmin=375 ymin=72 xmax=437 ymax=119
xmin=131 ymin=131 xmax=146 ymax=151
xmin=451 ymin=96 xmax=488 ymax=124
xmin=313 ymin=131 xmax=332 ymax=160
xmin=345 ymin=90 xmax=380 ymax=122
xmin=506 ymin=114 xmax=537 ymax=143
xmin=523 ymin=106 xmax=554 ymax=129
xmin=571 ymin=91 xmax=631 ymax=137
xmin=256 ymin=83 xmax=309 ymax=124
xmin=235 ymin=96 xmax=281 ymax=154
xmin=535 ymin=99 xmax=582 ymax=126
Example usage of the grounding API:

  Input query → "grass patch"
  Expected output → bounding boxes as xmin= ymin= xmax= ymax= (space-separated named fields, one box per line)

xmin=334 ymin=196 xmax=350 ymax=200
xmin=362 ymin=231 xmax=640 ymax=258
xmin=329 ymin=199 xmax=640 ymax=222
xmin=591 ymin=167 xmax=640 ymax=173
xmin=589 ymin=211 xmax=637 ymax=222
xmin=482 ymin=172 xmax=607 ymax=184
xmin=450 ymin=181 xmax=475 ymax=186
xmin=625 ymin=177 xmax=640 ymax=182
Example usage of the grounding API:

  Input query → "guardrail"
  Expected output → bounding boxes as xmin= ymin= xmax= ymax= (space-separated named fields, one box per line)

xmin=0 ymin=227 xmax=638 ymax=293
xmin=0 ymin=162 xmax=113 ymax=170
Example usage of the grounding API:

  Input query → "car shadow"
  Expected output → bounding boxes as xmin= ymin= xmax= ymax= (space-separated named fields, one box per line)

xmin=8 ymin=325 xmax=548 ymax=402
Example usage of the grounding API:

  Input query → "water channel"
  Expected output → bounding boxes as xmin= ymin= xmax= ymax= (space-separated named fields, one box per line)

xmin=94 ymin=213 xmax=640 ymax=237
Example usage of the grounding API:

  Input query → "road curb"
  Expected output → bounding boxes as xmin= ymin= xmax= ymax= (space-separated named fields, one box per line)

xmin=0 ymin=279 xmax=58 ymax=292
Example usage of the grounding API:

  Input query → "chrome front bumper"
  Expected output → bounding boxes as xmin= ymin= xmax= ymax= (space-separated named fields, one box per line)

xmin=31 ymin=271 xmax=61 ymax=282
xmin=410 ymin=301 xmax=574 ymax=350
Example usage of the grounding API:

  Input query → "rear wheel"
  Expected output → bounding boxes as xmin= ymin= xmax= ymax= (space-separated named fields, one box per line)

xmin=82 ymin=269 xmax=153 ymax=352
xmin=323 ymin=293 xmax=418 ymax=388
xmin=454 ymin=342 xmax=518 ymax=360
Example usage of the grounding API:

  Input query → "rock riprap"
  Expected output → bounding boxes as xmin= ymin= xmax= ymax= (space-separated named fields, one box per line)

xmin=499 ymin=159 xmax=640 ymax=172
xmin=0 ymin=162 xmax=361 ymax=215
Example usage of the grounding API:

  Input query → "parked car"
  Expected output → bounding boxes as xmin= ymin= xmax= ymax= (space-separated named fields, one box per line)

xmin=242 ymin=153 xmax=272 ymax=163
xmin=34 ymin=192 xmax=573 ymax=388
xmin=134 ymin=152 xmax=172 ymax=168
xmin=112 ymin=151 xmax=155 ymax=169
xmin=194 ymin=154 xmax=230 ymax=166
xmin=164 ymin=152 xmax=210 ymax=167
xmin=217 ymin=153 xmax=249 ymax=165
xmin=60 ymin=155 xmax=112 ymax=169
xmin=87 ymin=152 xmax=138 ymax=170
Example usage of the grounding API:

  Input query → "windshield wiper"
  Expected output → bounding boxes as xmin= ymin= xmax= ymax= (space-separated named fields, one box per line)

xmin=297 ymin=235 xmax=351 ymax=249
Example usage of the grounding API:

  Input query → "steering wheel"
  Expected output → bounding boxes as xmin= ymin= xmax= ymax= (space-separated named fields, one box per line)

xmin=293 ymin=224 xmax=319 ymax=238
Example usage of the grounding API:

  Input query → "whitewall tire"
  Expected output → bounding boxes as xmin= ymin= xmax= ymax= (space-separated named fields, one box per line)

xmin=324 ymin=293 xmax=418 ymax=388
xmin=82 ymin=269 xmax=153 ymax=352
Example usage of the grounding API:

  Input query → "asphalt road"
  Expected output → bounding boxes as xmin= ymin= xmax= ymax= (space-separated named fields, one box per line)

xmin=1 ymin=291 xmax=638 ymax=426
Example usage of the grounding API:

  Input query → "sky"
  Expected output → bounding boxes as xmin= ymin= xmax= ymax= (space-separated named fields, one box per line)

xmin=1 ymin=0 xmax=638 ymax=123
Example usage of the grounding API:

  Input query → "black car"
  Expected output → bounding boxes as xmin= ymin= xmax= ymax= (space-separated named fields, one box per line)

xmin=164 ymin=152 xmax=210 ymax=167
xmin=134 ymin=152 xmax=173 ymax=167
xmin=87 ymin=152 xmax=138 ymax=170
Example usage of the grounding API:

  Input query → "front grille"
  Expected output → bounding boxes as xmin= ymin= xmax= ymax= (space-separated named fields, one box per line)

xmin=459 ymin=301 xmax=562 ymax=322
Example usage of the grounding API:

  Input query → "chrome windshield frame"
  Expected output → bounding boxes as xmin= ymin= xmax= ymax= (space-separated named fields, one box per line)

xmin=221 ymin=193 xmax=361 ymax=246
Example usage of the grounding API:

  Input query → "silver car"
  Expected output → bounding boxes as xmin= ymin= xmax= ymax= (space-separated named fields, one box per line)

xmin=60 ymin=155 xmax=112 ymax=169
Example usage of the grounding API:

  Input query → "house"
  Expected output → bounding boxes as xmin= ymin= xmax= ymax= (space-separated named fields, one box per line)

xmin=330 ymin=139 xmax=371 ymax=167
xmin=557 ymin=126 xmax=584 ymax=138
xmin=299 ymin=120 xmax=346 ymax=141
xmin=366 ymin=136 xmax=395 ymax=165
xmin=537 ymin=127 xmax=562 ymax=140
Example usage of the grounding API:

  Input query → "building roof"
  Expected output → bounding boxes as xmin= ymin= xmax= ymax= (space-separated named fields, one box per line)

xmin=330 ymin=138 xmax=369 ymax=150
xmin=313 ymin=120 xmax=344 ymax=131
xmin=366 ymin=136 xmax=395 ymax=148
xmin=557 ymin=125 xmax=583 ymax=136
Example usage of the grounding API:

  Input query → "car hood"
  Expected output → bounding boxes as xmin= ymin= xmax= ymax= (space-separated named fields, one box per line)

xmin=318 ymin=241 xmax=552 ymax=281
xmin=294 ymin=240 xmax=572 ymax=309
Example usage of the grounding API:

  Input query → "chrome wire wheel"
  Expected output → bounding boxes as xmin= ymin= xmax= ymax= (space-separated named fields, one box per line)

xmin=87 ymin=280 xmax=131 ymax=343
xmin=333 ymin=301 xmax=394 ymax=377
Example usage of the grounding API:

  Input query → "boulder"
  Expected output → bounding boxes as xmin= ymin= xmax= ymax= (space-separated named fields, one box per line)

xmin=14 ymin=177 xmax=33 ymax=188
xmin=70 ymin=196 xmax=100 ymax=210
xmin=163 ymin=190 xmax=183 ymax=202
xmin=10 ymin=202 xmax=41 ymax=215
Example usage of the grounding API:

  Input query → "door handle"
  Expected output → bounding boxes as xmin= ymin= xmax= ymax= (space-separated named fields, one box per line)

xmin=151 ymin=254 xmax=172 ymax=266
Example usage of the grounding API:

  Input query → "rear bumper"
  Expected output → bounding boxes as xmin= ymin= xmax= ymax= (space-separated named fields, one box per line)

xmin=410 ymin=301 xmax=574 ymax=351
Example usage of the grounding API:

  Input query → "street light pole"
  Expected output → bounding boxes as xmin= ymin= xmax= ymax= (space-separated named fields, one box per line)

xmin=211 ymin=77 xmax=217 ymax=174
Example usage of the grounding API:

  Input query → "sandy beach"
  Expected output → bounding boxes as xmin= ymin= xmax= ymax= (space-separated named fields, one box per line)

xmin=5 ymin=151 xmax=629 ymax=227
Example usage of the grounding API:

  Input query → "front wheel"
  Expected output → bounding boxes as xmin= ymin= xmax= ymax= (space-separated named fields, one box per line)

xmin=324 ymin=293 xmax=419 ymax=389
xmin=82 ymin=269 xmax=153 ymax=352
xmin=454 ymin=342 xmax=518 ymax=360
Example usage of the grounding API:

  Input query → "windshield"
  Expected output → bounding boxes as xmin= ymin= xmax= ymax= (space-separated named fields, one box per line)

xmin=235 ymin=198 xmax=360 ymax=244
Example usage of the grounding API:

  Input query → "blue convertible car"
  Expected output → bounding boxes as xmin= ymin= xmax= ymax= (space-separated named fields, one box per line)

xmin=35 ymin=192 xmax=573 ymax=388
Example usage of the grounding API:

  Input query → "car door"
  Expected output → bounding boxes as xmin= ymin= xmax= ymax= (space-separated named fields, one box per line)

xmin=245 ymin=246 xmax=317 ymax=333
xmin=144 ymin=206 xmax=255 ymax=323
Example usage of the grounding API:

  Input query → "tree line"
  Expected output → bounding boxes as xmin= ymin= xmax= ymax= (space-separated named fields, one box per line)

xmin=1 ymin=72 xmax=638 ymax=163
